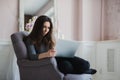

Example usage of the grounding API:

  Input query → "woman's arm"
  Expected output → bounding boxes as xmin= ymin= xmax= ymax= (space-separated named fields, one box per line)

xmin=38 ymin=49 xmax=56 ymax=59
xmin=24 ymin=39 xmax=39 ymax=60
xmin=25 ymin=38 xmax=56 ymax=60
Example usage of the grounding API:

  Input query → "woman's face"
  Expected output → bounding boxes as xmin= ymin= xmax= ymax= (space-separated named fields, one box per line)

xmin=43 ymin=21 xmax=50 ymax=36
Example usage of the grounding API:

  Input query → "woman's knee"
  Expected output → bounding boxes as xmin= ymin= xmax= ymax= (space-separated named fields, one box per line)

xmin=57 ymin=60 xmax=74 ymax=74
xmin=73 ymin=57 xmax=90 ymax=69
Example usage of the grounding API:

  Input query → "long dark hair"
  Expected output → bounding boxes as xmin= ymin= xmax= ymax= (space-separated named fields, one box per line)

xmin=26 ymin=15 xmax=55 ymax=49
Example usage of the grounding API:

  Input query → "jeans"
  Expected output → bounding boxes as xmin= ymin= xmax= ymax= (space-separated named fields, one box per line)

xmin=55 ymin=56 xmax=90 ymax=74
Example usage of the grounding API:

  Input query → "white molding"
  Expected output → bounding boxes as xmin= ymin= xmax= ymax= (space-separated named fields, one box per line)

xmin=0 ymin=40 xmax=11 ymax=45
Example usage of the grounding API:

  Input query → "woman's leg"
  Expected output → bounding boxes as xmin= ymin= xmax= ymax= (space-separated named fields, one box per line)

xmin=55 ymin=57 xmax=96 ymax=74
xmin=55 ymin=57 xmax=74 ymax=74
xmin=67 ymin=57 xmax=97 ymax=74
xmin=69 ymin=56 xmax=90 ymax=74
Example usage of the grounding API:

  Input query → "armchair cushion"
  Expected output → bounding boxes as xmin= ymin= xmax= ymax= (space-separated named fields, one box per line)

xmin=65 ymin=74 xmax=92 ymax=80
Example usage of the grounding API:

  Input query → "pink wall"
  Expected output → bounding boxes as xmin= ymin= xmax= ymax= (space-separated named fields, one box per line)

xmin=56 ymin=0 xmax=102 ymax=41
xmin=78 ymin=0 xmax=83 ymax=40
xmin=0 ymin=0 xmax=18 ymax=41
xmin=81 ymin=0 xmax=120 ymax=41
xmin=0 ymin=0 xmax=119 ymax=41
xmin=102 ymin=0 xmax=120 ymax=40
xmin=56 ymin=0 xmax=120 ymax=41
xmin=82 ymin=0 xmax=101 ymax=41
xmin=56 ymin=0 xmax=79 ymax=40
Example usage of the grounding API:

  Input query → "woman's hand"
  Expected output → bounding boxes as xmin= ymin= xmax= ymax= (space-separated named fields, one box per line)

xmin=38 ymin=48 xmax=56 ymax=59
xmin=46 ymin=48 xmax=56 ymax=57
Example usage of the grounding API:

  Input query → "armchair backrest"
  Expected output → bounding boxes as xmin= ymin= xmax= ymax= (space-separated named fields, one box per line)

xmin=11 ymin=31 xmax=28 ymax=60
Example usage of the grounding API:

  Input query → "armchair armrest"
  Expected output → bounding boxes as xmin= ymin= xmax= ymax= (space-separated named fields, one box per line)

xmin=18 ymin=57 xmax=56 ymax=67
xmin=17 ymin=57 xmax=64 ymax=80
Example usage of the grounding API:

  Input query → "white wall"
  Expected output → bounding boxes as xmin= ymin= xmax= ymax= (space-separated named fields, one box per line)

xmin=0 ymin=41 xmax=20 ymax=80
xmin=96 ymin=40 xmax=120 ymax=80
xmin=0 ymin=42 xmax=10 ymax=80
xmin=76 ymin=40 xmax=120 ymax=80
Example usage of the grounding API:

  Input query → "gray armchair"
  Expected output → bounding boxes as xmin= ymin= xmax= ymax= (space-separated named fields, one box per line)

xmin=11 ymin=31 xmax=92 ymax=80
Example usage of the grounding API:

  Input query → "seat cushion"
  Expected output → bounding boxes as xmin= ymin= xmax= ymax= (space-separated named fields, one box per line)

xmin=64 ymin=74 xmax=92 ymax=80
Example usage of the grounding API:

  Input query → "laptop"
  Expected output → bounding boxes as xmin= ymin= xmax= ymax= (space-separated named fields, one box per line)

xmin=55 ymin=39 xmax=80 ymax=57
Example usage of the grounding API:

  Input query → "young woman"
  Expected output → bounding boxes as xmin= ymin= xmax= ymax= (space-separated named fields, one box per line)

xmin=24 ymin=15 xmax=97 ymax=75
